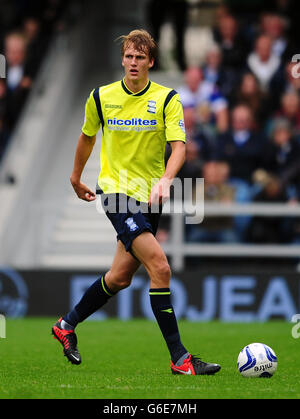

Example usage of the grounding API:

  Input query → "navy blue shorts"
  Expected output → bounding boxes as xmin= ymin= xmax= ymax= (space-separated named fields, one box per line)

xmin=100 ymin=193 xmax=162 ymax=253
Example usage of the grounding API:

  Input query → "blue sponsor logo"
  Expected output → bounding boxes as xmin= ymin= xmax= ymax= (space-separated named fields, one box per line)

xmin=107 ymin=118 xmax=157 ymax=126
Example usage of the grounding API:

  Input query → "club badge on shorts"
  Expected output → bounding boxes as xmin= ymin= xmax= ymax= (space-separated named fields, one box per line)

xmin=125 ymin=217 xmax=139 ymax=232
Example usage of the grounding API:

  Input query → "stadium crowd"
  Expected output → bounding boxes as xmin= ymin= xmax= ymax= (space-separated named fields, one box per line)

xmin=160 ymin=0 xmax=300 ymax=245
xmin=0 ymin=0 xmax=71 ymax=163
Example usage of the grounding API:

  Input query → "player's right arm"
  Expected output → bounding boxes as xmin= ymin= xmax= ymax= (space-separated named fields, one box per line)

xmin=70 ymin=133 xmax=96 ymax=202
xmin=70 ymin=88 xmax=102 ymax=202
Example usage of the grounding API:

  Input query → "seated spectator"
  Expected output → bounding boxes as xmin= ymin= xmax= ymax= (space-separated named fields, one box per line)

xmin=247 ymin=34 xmax=281 ymax=92
xmin=260 ymin=12 xmax=297 ymax=66
xmin=261 ymin=117 xmax=300 ymax=199
xmin=264 ymin=60 xmax=300 ymax=112
xmin=246 ymin=170 xmax=294 ymax=243
xmin=202 ymin=44 xmax=223 ymax=85
xmin=267 ymin=91 xmax=300 ymax=138
xmin=4 ymin=31 xmax=32 ymax=130
xmin=213 ymin=14 xmax=248 ymax=74
xmin=185 ymin=161 xmax=240 ymax=243
xmin=178 ymin=67 xmax=229 ymax=133
xmin=283 ymin=61 xmax=300 ymax=95
xmin=178 ymin=67 xmax=203 ymax=108
xmin=222 ymin=0 xmax=263 ymax=48
xmin=259 ymin=0 xmax=300 ymax=45
xmin=201 ymin=44 xmax=236 ymax=99
xmin=177 ymin=107 xmax=205 ymax=180
xmin=182 ymin=106 xmax=216 ymax=164
xmin=216 ymin=104 xmax=266 ymax=185
xmin=231 ymin=72 xmax=272 ymax=129
xmin=177 ymin=138 xmax=202 ymax=186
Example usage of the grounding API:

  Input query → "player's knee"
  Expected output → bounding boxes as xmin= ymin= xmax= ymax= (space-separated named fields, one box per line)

xmin=107 ymin=269 xmax=133 ymax=290
xmin=150 ymin=260 xmax=171 ymax=286
xmin=117 ymin=275 xmax=132 ymax=290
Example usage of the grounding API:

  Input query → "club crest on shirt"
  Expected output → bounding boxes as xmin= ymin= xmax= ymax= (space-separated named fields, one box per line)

xmin=147 ymin=100 xmax=156 ymax=114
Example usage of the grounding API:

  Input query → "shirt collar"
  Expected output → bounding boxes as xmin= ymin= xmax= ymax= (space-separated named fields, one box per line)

xmin=121 ymin=78 xmax=151 ymax=96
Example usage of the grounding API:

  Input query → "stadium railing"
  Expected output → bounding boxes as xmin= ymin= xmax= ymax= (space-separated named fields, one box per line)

xmin=162 ymin=201 xmax=300 ymax=271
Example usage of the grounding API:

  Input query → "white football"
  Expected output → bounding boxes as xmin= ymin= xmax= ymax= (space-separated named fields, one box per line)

xmin=237 ymin=343 xmax=277 ymax=378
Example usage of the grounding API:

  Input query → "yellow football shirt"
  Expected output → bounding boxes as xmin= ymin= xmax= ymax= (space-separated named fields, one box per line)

xmin=82 ymin=78 xmax=186 ymax=202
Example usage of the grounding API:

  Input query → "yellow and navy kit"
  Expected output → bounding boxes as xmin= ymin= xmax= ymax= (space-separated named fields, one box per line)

xmin=82 ymin=78 xmax=186 ymax=202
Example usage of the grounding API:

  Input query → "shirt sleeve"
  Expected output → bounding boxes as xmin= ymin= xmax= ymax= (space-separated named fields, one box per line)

xmin=81 ymin=89 xmax=101 ymax=136
xmin=164 ymin=91 xmax=186 ymax=143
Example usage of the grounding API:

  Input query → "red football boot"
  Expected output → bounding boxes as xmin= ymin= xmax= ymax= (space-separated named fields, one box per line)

xmin=171 ymin=354 xmax=220 ymax=375
xmin=51 ymin=318 xmax=81 ymax=365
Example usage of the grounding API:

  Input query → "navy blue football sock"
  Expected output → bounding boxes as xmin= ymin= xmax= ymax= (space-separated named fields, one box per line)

xmin=63 ymin=275 xmax=115 ymax=328
xmin=149 ymin=288 xmax=189 ymax=364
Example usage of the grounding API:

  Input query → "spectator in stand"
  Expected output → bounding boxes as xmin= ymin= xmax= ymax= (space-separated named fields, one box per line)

xmin=231 ymin=72 xmax=272 ymax=130
xmin=177 ymin=138 xmax=202 ymax=188
xmin=247 ymin=34 xmax=281 ymax=92
xmin=23 ymin=16 xmax=48 ymax=79
xmin=178 ymin=67 xmax=202 ymax=108
xmin=201 ymin=44 xmax=236 ymax=100
xmin=178 ymin=66 xmax=229 ymax=134
xmin=267 ymin=91 xmax=300 ymax=138
xmin=185 ymin=161 xmax=239 ymax=243
xmin=249 ymin=117 xmax=300 ymax=244
xmin=202 ymin=45 xmax=222 ymax=85
xmin=261 ymin=117 xmax=300 ymax=199
xmin=216 ymin=104 xmax=266 ymax=185
xmin=283 ymin=61 xmax=300 ymax=95
xmin=246 ymin=170 xmax=293 ymax=243
xmin=181 ymin=106 xmax=214 ymax=168
xmin=214 ymin=2 xmax=231 ymax=25
xmin=259 ymin=0 xmax=300 ymax=45
xmin=260 ymin=12 xmax=297 ymax=66
xmin=4 ymin=31 xmax=32 ymax=131
xmin=213 ymin=14 xmax=248 ymax=77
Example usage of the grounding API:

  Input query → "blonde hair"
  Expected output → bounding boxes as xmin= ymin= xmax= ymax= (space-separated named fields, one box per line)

xmin=117 ymin=29 xmax=157 ymax=61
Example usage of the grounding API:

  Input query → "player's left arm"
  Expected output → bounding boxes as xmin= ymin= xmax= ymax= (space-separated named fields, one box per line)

xmin=149 ymin=92 xmax=186 ymax=206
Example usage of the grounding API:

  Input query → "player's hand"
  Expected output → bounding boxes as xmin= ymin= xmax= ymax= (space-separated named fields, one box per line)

xmin=148 ymin=177 xmax=172 ymax=206
xmin=70 ymin=178 xmax=96 ymax=202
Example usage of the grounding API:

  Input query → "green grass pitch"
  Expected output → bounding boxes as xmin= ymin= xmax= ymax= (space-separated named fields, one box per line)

xmin=0 ymin=318 xmax=299 ymax=399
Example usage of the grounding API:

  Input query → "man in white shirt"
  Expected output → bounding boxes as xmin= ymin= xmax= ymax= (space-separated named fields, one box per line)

xmin=247 ymin=35 xmax=281 ymax=92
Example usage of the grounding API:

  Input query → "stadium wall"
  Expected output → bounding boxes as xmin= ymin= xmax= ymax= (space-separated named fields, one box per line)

xmin=0 ymin=267 xmax=299 ymax=322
